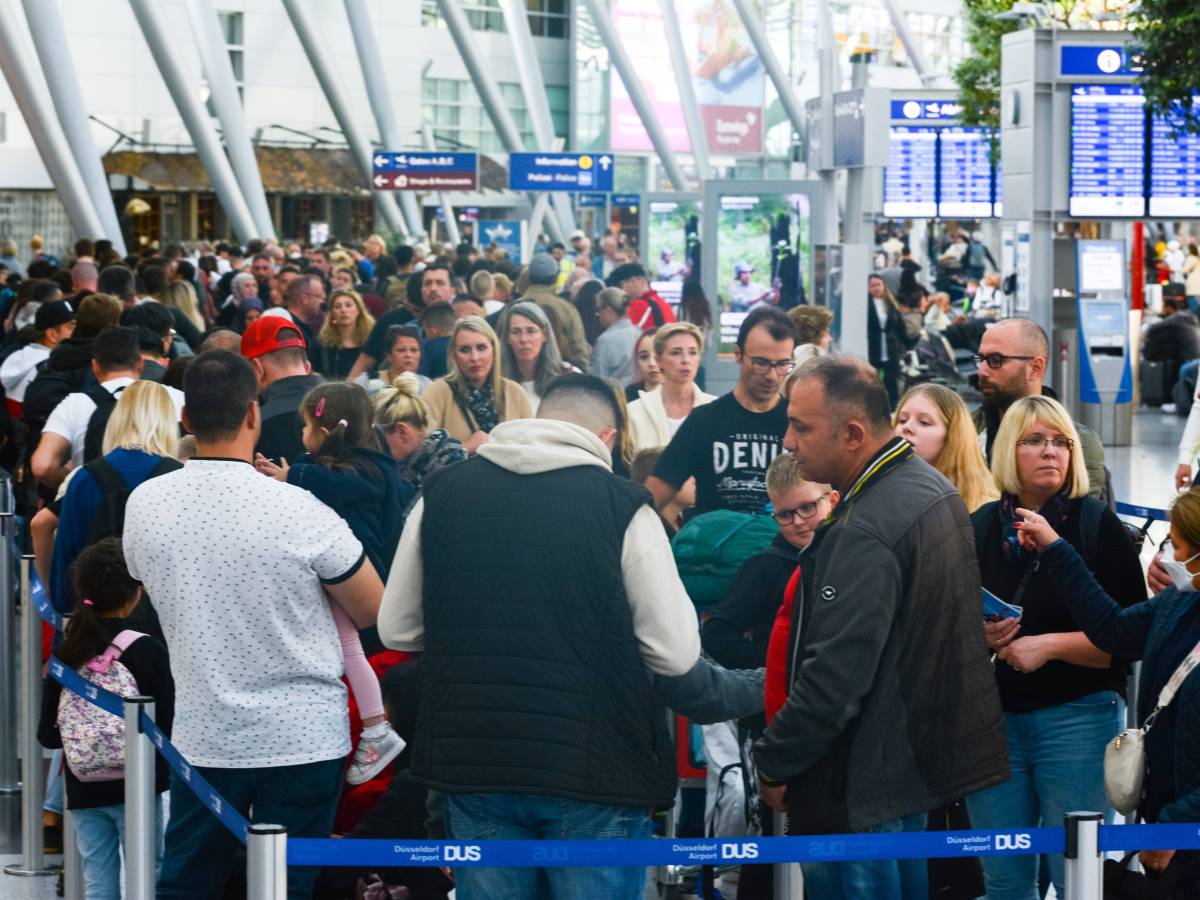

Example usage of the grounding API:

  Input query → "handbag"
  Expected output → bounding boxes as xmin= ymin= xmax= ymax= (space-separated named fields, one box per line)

xmin=1103 ymin=851 xmax=1179 ymax=899
xmin=1105 ymin=638 xmax=1200 ymax=814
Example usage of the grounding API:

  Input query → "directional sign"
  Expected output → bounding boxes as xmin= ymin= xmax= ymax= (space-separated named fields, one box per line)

xmin=576 ymin=192 xmax=608 ymax=208
xmin=611 ymin=193 xmax=640 ymax=207
xmin=508 ymin=153 xmax=614 ymax=192
xmin=371 ymin=151 xmax=478 ymax=191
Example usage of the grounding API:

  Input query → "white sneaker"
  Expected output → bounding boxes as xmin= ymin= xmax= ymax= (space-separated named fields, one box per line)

xmin=1163 ymin=403 xmax=1178 ymax=414
xmin=346 ymin=725 xmax=406 ymax=785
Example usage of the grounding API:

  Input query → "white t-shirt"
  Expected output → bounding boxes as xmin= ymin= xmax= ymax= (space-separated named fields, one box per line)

xmin=43 ymin=377 xmax=185 ymax=467
xmin=0 ymin=343 xmax=50 ymax=403
xmin=123 ymin=459 xmax=365 ymax=768
xmin=666 ymin=414 xmax=685 ymax=438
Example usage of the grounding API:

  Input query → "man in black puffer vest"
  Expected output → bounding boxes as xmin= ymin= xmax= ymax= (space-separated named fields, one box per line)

xmin=380 ymin=374 xmax=763 ymax=900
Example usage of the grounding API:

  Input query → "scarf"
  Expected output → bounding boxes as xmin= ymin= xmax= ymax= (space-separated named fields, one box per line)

xmin=461 ymin=380 xmax=500 ymax=434
xmin=400 ymin=429 xmax=467 ymax=490
xmin=999 ymin=490 xmax=1070 ymax=563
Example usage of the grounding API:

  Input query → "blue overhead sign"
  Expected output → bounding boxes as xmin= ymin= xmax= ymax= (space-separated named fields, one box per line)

xmin=478 ymin=219 xmax=524 ymax=265
xmin=890 ymin=99 xmax=963 ymax=122
xmin=1059 ymin=45 xmax=1142 ymax=77
xmin=611 ymin=193 xmax=640 ymax=207
xmin=576 ymin=192 xmax=608 ymax=208
xmin=508 ymin=152 xmax=614 ymax=192
xmin=371 ymin=151 xmax=478 ymax=191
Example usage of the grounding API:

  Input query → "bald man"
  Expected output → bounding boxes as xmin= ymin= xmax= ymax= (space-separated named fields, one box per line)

xmin=972 ymin=317 xmax=1108 ymax=501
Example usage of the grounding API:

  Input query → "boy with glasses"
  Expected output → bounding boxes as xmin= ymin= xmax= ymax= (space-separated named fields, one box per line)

xmin=647 ymin=306 xmax=799 ymax=516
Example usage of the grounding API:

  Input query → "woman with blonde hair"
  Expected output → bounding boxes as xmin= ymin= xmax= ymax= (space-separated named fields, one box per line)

xmin=374 ymin=372 xmax=466 ymax=501
xmin=967 ymin=395 xmax=1145 ymax=900
xmin=318 ymin=289 xmax=375 ymax=379
xmin=627 ymin=322 xmax=715 ymax=451
xmin=159 ymin=280 xmax=205 ymax=335
xmin=48 ymin=381 xmax=181 ymax=623
xmin=422 ymin=316 xmax=532 ymax=453
xmin=893 ymin=383 xmax=998 ymax=512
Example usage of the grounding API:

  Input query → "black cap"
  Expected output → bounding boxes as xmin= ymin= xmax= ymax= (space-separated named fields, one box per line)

xmin=134 ymin=325 xmax=165 ymax=352
xmin=606 ymin=263 xmax=647 ymax=288
xmin=35 ymin=301 xmax=74 ymax=331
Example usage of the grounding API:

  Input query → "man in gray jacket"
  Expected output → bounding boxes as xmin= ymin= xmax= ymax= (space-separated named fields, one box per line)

xmin=755 ymin=355 xmax=1008 ymax=898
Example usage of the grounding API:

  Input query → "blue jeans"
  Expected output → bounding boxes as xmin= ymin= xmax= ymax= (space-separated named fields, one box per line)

xmin=800 ymin=812 xmax=929 ymax=900
xmin=44 ymin=749 xmax=64 ymax=816
xmin=73 ymin=797 xmax=165 ymax=900
xmin=156 ymin=756 xmax=343 ymax=900
xmin=444 ymin=793 xmax=653 ymax=900
xmin=966 ymin=690 xmax=1124 ymax=900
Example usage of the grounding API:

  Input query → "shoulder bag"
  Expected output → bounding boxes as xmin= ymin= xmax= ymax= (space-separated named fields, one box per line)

xmin=1105 ymin=637 xmax=1200 ymax=814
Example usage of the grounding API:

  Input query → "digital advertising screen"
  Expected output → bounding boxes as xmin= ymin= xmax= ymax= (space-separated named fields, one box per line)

xmin=1069 ymin=85 xmax=1146 ymax=217
xmin=714 ymin=192 xmax=811 ymax=355
xmin=937 ymin=126 xmax=994 ymax=218
xmin=883 ymin=126 xmax=938 ymax=218
xmin=1150 ymin=97 xmax=1200 ymax=217
xmin=609 ymin=0 xmax=764 ymax=155
xmin=644 ymin=200 xmax=701 ymax=311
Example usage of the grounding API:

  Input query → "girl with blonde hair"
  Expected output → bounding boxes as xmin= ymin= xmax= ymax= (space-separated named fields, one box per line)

xmin=893 ymin=383 xmax=998 ymax=512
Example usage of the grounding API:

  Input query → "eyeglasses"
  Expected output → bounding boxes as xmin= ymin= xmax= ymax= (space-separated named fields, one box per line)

xmin=772 ymin=493 xmax=830 ymax=524
xmin=973 ymin=352 xmax=1035 ymax=370
xmin=748 ymin=357 xmax=796 ymax=375
xmin=1018 ymin=436 xmax=1075 ymax=451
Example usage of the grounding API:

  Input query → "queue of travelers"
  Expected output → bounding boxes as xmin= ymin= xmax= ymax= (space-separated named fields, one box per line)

xmin=6 ymin=229 xmax=1197 ymax=900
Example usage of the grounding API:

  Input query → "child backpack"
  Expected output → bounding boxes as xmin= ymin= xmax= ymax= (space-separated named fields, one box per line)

xmin=671 ymin=510 xmax=783 ymax=611
xmin=56 ymin=630 xmax=146 ymax=782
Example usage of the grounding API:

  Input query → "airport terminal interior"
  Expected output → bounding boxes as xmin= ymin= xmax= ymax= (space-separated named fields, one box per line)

xmin=1 ymin=0 xmax=1200 ymax=898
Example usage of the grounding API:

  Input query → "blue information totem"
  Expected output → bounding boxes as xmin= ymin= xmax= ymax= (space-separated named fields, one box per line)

xmin=478 ymin=220 xmax=525 ymax=265
xmin=509 ymin=153 xmax=615 ymax=192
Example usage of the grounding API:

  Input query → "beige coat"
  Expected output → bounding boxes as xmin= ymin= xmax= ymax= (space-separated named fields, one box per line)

xmin=423 ymin=377 xmax=533 ymax=444
xmin=627 ymin=383 xmax=716 ymax=452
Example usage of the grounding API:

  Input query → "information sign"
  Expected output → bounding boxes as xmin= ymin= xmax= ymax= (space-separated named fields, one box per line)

xmin=1069 ymin=86 xmax=1145 ymax=217
xmin=508 ymin=153 xmax=615 ymax=192
xmin=371 ymin=152 xmax=479 ymax=191
xmin=938 ymin=127 xmax=993 ymax=218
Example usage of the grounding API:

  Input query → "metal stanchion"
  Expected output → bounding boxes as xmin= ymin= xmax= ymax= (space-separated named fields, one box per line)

xmin=62 ymin=810 xmax=84 ymax=899
xmin=0 ymin=512 xmax=20 ymax=794
xmin=247 ymin=823 xmax=288 ymax=900
xmin=772 ymin=811 xmax=803 ymax=899
xmin=4 ymin=556 xmax=55 ymax=876
xmin=1063 ymin=811 xmax=1104 ymax=900
xmin=124 ymin=697 xmax=156 ymax=900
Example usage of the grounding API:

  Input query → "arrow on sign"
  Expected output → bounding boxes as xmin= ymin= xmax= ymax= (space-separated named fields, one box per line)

xmin=373 ymin=154 xmax=388 ymax=168
xmin=599 ymin=155 xmax=612 ymax=170
xmin=373 ymin=174 xmax=390 ymax=188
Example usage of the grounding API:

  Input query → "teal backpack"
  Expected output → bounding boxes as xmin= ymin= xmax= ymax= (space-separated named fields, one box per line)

xmin=671 ymin=510 xmax=782 ymax=611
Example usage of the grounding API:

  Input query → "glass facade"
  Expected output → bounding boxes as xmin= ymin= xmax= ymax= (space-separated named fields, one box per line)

xmin=421 ymin=78 xmax=570 ymax=152
xmin=420 ymin=0 xmax=570 ymax=38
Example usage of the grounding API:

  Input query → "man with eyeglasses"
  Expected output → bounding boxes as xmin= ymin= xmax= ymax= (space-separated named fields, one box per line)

xmin=972 ymin=317 xmax=1108 ymax=500
xmin=647 ymin=307 xmax=798 ymax=516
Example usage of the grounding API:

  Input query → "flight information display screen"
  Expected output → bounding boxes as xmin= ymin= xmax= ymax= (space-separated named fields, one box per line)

xmin=1069 ymin=85 xmax=1146 ymax=217
xmin=1150 ymin=97 xmax=1200 ymax=217
xmin=938 ymin=126 xmax=993 ymax=217
xmin=883 ymin=126 xmax=938 ymax=217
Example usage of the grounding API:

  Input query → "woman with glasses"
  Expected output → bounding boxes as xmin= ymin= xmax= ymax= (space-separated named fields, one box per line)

xmin=498 ymin=301 xmax=579 ymax=413
xmin=967 ymin=395 xmax=1145 ymax=900
xmin=627 ymin=322 xmax=715 ymax=452
xmin=423 ymin=316 xmax=532 ymax=454
xmin=894 ymin=384 xmax=998 ymax=513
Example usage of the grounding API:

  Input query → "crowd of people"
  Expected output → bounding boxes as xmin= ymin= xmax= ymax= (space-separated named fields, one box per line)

xmin=1 ymin=228 xmax=1195 ymax=900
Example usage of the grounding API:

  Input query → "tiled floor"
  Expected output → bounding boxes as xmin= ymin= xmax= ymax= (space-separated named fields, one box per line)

xmin=0 ymin=407 xmax=1185 ymax=900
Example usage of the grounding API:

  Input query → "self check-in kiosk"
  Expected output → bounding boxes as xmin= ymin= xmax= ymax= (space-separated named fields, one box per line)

xmin=1076 ymin=240 xmax=1132 ymax=446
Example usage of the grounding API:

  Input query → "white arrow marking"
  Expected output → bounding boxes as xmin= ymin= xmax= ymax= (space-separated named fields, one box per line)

xmin=599 ymin=155 xmax=612 ymax=169
xmin=373 ymin=174 xmax=389 ymax=188
xmin=374 ymin=155 xmax=388 ymax=168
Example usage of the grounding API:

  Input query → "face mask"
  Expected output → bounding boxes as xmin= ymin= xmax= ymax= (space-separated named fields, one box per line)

xmin=1162 ymin=550 xmax=1200 ymax=592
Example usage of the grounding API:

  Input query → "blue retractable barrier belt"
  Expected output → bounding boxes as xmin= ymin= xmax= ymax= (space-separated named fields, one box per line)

xmin=1115 ymin=501 xmax=1169 ymax=522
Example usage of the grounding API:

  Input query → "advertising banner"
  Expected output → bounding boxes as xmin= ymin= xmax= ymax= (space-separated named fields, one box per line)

xmin=610 ymin=0 xmax=764 ymax=155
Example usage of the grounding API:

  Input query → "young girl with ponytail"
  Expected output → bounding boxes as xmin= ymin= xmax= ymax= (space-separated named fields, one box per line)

xmin=254 ymin=382 xmax=412 ymax=785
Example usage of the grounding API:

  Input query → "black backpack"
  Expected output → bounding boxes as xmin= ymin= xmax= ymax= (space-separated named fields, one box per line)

xmin=21 ymin=364 xmax=87 ymax=435
xmin=82 ymin=455 xmax=182 ymax=546
xmin=82 ymin=383 xmax=123 ymax=465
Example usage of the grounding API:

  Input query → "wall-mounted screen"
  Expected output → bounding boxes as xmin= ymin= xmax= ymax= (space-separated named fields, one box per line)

xmin=1069 ymin=85 xmax=1146 ymax=217
xmin=883 ymin=126 xmax=938 ymax=217
xmin=644 ymin=200 xmax=701 ymax=310
xmin=938 ymin=126 xmax=993 ymax=218
xmin=1150 ymin=97 xmax=1200 ymax=217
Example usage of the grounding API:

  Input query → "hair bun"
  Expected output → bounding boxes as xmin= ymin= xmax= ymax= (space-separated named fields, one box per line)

xmin=391 ymin=371 xmax=420 ymax=396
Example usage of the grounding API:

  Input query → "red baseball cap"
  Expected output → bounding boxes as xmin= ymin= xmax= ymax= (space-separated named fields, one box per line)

xmin=240 ymin=314 xmax=308 ymax=360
